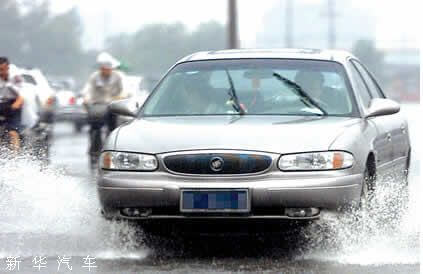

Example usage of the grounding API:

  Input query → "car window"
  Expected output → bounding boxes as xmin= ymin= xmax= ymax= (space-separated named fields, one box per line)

xmin=143 ymin=59 xmax=358 ymax=117
xmin=22 ymin=74 xmax=37 ymax=85
xmin=351 ymin=60 xmax=385 ymax=99
xmin=348 ymin=60 xmax=372 ymax=108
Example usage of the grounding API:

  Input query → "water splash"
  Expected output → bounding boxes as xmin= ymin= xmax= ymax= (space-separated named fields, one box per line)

xmin=0 ymin=153 xmax=419 ymax=264
xmin=301 ymin=167 xmax=420 ymax=265
xmin=0 ymin=152 xmax=146 ymax=259
xmin=0 ymin=103 xmax=420 ymax=267
xmin=298 ymin=103 xmax=421 ymax=266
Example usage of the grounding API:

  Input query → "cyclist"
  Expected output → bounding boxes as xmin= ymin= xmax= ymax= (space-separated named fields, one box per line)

xmin=0 ymin=57 xmax=24 ymax=152
xmin=82 ymin=57 xmax=126 ymax=168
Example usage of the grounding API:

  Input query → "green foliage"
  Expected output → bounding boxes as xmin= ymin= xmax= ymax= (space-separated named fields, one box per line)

xmin=0 ymin=0 xmax=25 ymax=61
xmin=0 ymin=1 xmax=226 ymax=83
xmin=105 ymin=21 xmax=226 ymax=76
xmin=0 ymin=0 xmax=91 ymax=79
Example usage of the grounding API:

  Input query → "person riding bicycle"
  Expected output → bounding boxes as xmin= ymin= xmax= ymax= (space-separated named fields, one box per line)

xmin=82 ymin=55 xmax=126 ymax=167
xmin=0 ymin=57 xmax=24 ymax=152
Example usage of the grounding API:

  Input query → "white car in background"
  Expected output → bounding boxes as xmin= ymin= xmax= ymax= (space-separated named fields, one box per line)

xmin=51 ymin=81 xmax=88 ymax=132
xmin=19 ymin=68 xmax=56 ymax=123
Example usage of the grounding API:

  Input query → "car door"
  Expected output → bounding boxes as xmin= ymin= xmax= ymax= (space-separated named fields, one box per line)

xmin=346 ymin=59 xmax=393 ymax=169
xmin=351 ymin=60 xmax=409 ymax=163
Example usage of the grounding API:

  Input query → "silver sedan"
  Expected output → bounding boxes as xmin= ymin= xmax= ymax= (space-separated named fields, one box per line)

xmin=97 ymin=49 xmax=410 ymax=221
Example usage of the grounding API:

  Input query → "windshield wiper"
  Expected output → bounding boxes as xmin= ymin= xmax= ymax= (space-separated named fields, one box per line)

xmin=225 ymin=69 xmax=245 ymax=115
xmin=272 ymin=72 xmax=327 ymax=116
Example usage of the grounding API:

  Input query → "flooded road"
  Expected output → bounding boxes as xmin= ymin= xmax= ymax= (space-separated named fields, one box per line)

xmin=0 ymin=104 xmax=420 ymax=273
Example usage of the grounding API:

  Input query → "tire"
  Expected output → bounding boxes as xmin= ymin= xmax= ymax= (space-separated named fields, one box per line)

xmin=358 ymin=166 xmax=375 ymax=212
xmin=89 ymin=127 xmax=102 ymax=169
xmin=74 ymin=123 xmax=83 ymax=133
xmin=100 ymin=208 xmax=117 ymax=221
xmin=404 ymin=149 xmax=411 ymax=184
xmin=400 ymin=150 xmax=411 ymax=208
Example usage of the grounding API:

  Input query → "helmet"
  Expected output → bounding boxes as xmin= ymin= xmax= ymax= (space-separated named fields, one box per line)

xmin=96 ymin=52 xmax=120 ymax=69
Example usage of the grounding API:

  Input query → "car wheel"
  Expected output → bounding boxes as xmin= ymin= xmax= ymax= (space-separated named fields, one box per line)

xmin=404 ymin=149 xmax=411 ymax=184
xmin=359 ymin=166 xmax=375 ymax=212
xmin=100 ymin=209 xmax=115 ymax=221
xmin=74 ymin=123 xmax=83 ymax=133
xmin=400 ymin=149 xmax=411 ymax=207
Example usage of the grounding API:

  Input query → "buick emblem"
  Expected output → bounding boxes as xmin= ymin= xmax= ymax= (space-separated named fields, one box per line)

xmin=210 ymin=157 xmax=224 ymax=172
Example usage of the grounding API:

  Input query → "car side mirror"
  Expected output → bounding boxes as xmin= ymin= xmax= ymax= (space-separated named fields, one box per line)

xmin=365 ymin=98 xmax=400 ymax=118
xmin=109 ymin=99 xmax=139 ymax=117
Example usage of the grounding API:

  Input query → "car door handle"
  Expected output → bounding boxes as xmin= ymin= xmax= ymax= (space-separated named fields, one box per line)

xmin=386 ymin=133 xmax=392 ymax=142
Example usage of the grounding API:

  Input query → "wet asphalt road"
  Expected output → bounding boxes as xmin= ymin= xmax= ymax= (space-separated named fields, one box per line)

xmin=0 ymin=104 xmax=420 ymax=273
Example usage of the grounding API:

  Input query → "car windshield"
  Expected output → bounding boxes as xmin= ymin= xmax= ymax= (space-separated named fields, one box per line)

xmin=142 ymin=59 xmax=357 ymax=117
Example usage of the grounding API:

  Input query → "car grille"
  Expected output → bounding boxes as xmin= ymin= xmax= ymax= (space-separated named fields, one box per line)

xmin=163 ymin=153 xmax=272 ymax=175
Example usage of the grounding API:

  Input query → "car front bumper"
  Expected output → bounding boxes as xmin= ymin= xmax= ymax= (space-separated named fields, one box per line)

xmin=97 ymin=170 xmax=362 ymax=220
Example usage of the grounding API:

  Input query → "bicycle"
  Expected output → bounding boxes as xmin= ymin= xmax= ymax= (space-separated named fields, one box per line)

xmin=85 ymin=102 xmax=112 ymax=169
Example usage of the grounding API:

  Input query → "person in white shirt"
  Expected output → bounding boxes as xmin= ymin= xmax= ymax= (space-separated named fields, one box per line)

xmin=82 ymin=55 xmax=127 ymax=166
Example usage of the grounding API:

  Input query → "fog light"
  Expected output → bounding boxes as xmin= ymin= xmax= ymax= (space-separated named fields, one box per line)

xmin=121 ymin=208 xmax=152 ymax=217
xmin=285 ymin=208 xmax=319 ymax=218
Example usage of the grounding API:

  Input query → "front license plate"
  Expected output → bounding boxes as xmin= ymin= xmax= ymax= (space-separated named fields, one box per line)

xmin=180 ymin=189 xmax=250 ymax=212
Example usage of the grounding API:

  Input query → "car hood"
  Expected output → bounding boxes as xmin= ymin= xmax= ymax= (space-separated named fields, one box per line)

xmin=114 ymin=115 xmax=360 ymax=154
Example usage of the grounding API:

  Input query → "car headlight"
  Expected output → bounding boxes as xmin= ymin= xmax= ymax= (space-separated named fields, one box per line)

xmin=100 ymin=151 xmax=158 ymax=171
xmin=278 ymin=151 xmax=354 ymax=171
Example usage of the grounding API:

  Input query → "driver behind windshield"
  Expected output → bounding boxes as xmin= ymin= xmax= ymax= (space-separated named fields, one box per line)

xmin=294 ymin=70 xmax=346 ymax=111
xmin=241 ymin=69 xmax=272 ymax=113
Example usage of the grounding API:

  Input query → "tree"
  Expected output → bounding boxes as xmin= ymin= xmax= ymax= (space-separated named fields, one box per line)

xmin=21 ymin=4 xmax=85 ymax=76
xmin=189 ymin=21 xmax=226 ymax=53
xmin=106 ymin=21 xmax=226 ymax=77
xmin=0 ymin=0 xmax=25 ymax=61
xmin=130 ymin=23 xmax=189 ymax=76
xmin=1 ymin=1 xmax=226 ymax=84
xmin=0 ymin=1 xmax=88 ymax=79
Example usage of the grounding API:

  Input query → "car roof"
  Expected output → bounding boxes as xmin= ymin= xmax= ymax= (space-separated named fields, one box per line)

xmin=178 ymin=48 xmax=354 ymax=64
